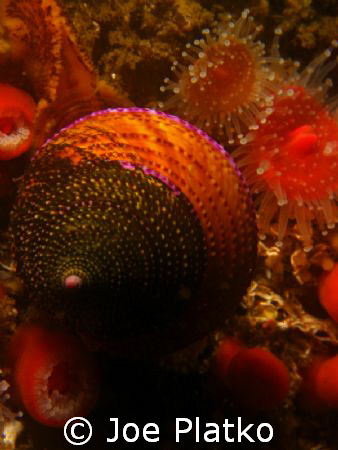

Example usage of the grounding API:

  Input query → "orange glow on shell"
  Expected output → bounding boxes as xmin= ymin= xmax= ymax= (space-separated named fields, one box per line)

xmin=38 ymin=108 xmax=257 ymax=293
xmin=0 ymin=83 xmax=35 ymax=160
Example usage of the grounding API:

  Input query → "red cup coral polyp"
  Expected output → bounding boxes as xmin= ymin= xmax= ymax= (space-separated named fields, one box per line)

xmin=318 ymin=263 xmax=338 ymax=322
xmin=0 ymin=83 xmax=36 ymax=160
xmin=227 ymin=347 xmax=289 ymax=410
xmin=234 ymin=40 xmax=338 ymax=250
xmin=212 ymin=337 xmax=243 ymax=379
xmin=310 ymin=356 xmax=338 ymax=409
xmin=159 ymin=9 xmax=277 ymax=143
xmin=212 ymin=341 xmax=289 ymax=410
xmin=299 ymin=355 xmax=338 ymax=410
xmin=9 ymin=325 xmax=99 ymax=427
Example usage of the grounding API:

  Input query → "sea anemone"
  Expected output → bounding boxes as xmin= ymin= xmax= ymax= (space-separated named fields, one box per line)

xmin=211 ymin=337 xmax=243 ymax=379
xmin=0 ymin=83 xmax=35 ymax=160
xmin=227 ymin=347 xmax=289 ymax=410
xmin=210 ymin=340 xmax=289 ymax=410
xmin=9 ymin=325 xmax=99 ymax=427
xmin=234 ymin=39 xmax=338 ymax=250
xmin=299 ymin=355 xmax=338 ymax=410
xmin=159 ymin=9 xmax=278 ymax=143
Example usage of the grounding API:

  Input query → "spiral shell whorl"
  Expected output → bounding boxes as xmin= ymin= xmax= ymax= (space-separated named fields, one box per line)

xmin=11 ymin=109 xmax=257 ymax=354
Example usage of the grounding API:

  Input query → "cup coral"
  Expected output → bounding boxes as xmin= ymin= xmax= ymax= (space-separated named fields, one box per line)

xmin=9 ymin=325 xmax=99 ymax=427
xmin=0 ymin=83 xmax=35 ymax=160
xmin=211 ymin=340 xmax=289 ymax=410
xmin=159 ymin=9 xmax=278 ymax=143
xmin=234 ymin=39 xmax=338 ymax=250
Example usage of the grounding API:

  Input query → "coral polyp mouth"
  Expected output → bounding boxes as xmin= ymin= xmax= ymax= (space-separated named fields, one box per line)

xmin=47 ymin=361 xmax=72 ymax=395
xmin=0 ymin=83 xmax=36 ymax=160
xmin=284 ymin=125 xmax=318 ymax=159
xmin=34 ymin=356 xmax=96 ymax=426
xmin=0 ymin=114 xmax=32 ymax=159
xmin=0 ymin=116 xmax=17 ymax=135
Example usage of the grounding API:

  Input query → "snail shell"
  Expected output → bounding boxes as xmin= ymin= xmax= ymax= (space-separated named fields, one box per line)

xmin=11 ymin=108 xmax=257 ymax=355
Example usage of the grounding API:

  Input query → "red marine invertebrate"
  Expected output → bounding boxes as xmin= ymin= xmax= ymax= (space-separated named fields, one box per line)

xmin=212 ymin=337 xmax=243 ymax=378
xmin=211 ymin=341 xmax=289 ymax=409
xmin=318 ymin=263 xmax=338 ymax=322
xmin=9 ymin=325 xmax=99 ymax=427
xmin=159 ymin=9 xmax=277 ymax=143
xmin=0 ymin=83 xmax=35 ymax=160
xmin=10 ymin=108 xmax=257 ymax=355
xmin=299 ymin=355 xmax=338 ymax=410
xmin=227 ymin=347 xmax=289 ymax=410
xmin=234 ymin=39 xmax=338 ymax=250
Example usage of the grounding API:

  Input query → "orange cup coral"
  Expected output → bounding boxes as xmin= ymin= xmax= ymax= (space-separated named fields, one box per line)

xmin=299 ymin=355 xmax=338 ymax=410
xmin=9 ymin=325 xmax=99 ymax=427
xmin=159 ymin=9 xmax=278 ymax=143
xmin=227 ymin=347 xmax=289 ymax=410
xmin=0 ymin=83 xmax=35 ymax=160
xmin=211 ymin=340 xmax=289 ymax=410
xmin=234 ymin=40 xmax=338 ymax=250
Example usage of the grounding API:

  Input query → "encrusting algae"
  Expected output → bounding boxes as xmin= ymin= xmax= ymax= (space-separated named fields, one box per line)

xmin=0 ymin=0 xmax=338 ymax=449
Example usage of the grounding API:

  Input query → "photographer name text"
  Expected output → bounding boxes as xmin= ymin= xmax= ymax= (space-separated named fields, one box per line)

xmin=105 ymin=416 xmax=272 ymax=444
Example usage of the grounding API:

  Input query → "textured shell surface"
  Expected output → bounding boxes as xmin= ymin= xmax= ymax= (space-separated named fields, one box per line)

xmin=11 ymin=108 xmax=257 ymax=355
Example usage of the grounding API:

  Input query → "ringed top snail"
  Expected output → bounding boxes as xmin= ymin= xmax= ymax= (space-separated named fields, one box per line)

xmin=10 ymin=108 xmax=257 ymax=355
